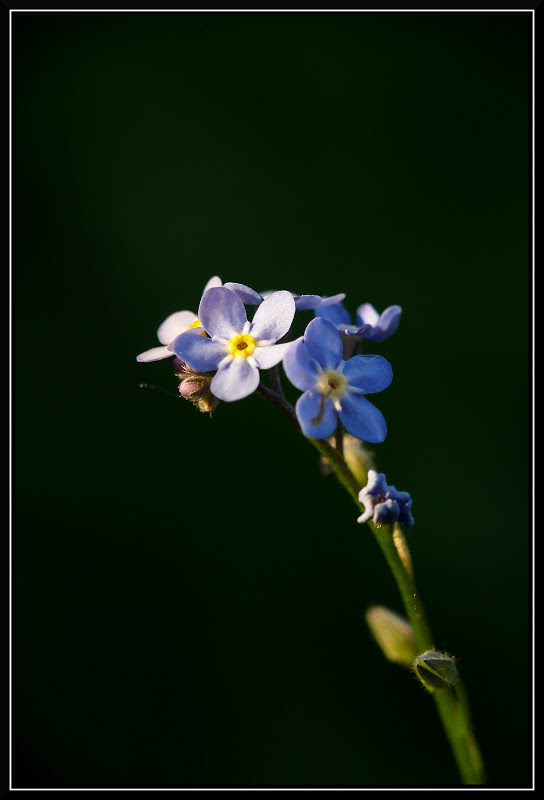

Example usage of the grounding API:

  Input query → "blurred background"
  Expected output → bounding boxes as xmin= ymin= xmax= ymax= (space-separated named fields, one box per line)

xmin=14 ymin=11 xmax=531 ymax=787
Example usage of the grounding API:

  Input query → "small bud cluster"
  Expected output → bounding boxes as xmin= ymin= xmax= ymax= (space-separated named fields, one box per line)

xmin=173 ymin=358 xmax=219 ymax=415
xmin=357 ymin=470 xmax=414 ymax=527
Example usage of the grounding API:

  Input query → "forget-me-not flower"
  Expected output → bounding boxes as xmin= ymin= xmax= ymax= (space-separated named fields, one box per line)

xmin=315 ymin=301 xmax=402 ymax=342
xmin=136 ymin=275 xmax=263 ymax=362
xmin=283 ymin=317 xmax=393 ymax=441
xmin=171 ymin=287 xmax=296 ymax=402
xmin=357 ymin=470 xmax=414 ymax=527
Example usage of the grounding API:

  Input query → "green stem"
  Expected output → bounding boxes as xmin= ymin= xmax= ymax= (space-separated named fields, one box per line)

xmin=257 ymin=386 xmax=485 ymax=785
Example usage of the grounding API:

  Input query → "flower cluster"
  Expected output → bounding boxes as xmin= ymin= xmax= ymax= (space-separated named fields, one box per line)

xmin=357 ymin=470 xmax=414 ymax=527
xmin=137 ymin=278 xmax=400 ymax=445
xmin=138 ymin=276 xmax=415 ymax=528
xmin=171 ymin=287 xmax=296 ymax=402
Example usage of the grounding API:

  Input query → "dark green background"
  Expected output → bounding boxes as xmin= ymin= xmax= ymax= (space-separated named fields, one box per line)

xmin=14 ymin=12 xmax=531 ymax=787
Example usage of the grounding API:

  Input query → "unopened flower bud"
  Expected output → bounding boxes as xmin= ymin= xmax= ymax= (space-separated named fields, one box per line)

xmin=357 ymin=470 xmax=414 ymax=528
xmin=365 ymin=606 xmax=417 ymax=667
xmin=175 ymin=361 xmax=219 ymax=414
xmin=413 ymin=650 xmax=458 ymax=692
xmin=178 ymin=380 xmax=201 ymax=398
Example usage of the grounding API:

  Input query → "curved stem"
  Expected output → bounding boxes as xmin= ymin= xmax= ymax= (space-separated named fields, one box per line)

xmin=269 ymin=365 xmax=285 ymax=398
xmin=255 ymin=382 xmax=298 ymax=428
xmin=256 ymin=386 xmax=485 ymax=784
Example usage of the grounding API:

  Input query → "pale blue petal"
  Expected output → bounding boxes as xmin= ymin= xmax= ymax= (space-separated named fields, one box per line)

xmin=203 ymin=275 xmax=223 ymax=293
xmin=304 ymin=317 xmax=343 ymax=370
xmin=157 ymin=310 xmax=198 ymax=345
xmin=253 ymin=341 xmax=293 ymax=369
xmin=318 ymin=293 xmax=347 ymax=307
xmin=210 ymin=358 xmax=260 ymax=402
xmin=356 ymin=303 xmax=380 ymax=327
xmin=282 ymin=338 xmax=320 ymax=391
xmin=357 ymin=506 xmax=374 ymax=524
xmin=357 ymin=303 xmax=402 ymax=342
xmin=296 ymin=391 xmax=338 ymax=439
xmin=223 ymin=282 xmax=263 ymax=305
xmin=342 ymin=354 xmax=393 ymax=394
xmin=250 ymin=290 xmax=296 ymax=342
xmin=376 ymin=305 xmax=402 ymax=339
xmin=136 ymin=345 xmax=173 ymax=363
xmin=293 ymin=294 xmax=323 ymax=310
xmin=198 ymin=286 xmax=247 ymax=339
xmin=339 ymin=394 xmax=387 ymax=443
xmin=361 ymin=470 xmax=388 ymax=499
xmin=171 ymin=331 xmax=225 ymax=372
xmin=336 ymin=323 xmax=373 ymax=338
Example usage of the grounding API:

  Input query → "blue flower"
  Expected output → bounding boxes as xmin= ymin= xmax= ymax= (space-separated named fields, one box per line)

xmin=283 ymin=317 xmax=393 ymax=442
xmin=136 ymin=275 xmax=262 ymax=363
xmin=171 ymin=287 xmax=296 ymax=402
xmin=357 ymin=470 xmax=414 ymax=527
xmin=315 ymin=301 xmax=402 ymax=342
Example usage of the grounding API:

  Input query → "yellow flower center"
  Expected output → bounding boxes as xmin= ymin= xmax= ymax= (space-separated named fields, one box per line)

xmin=316 ymin=369 xmax=348 ymax=400
xmin=227 ymin=333 xmax=257 ymax=358
xmin=187 ymin=318 xmax=209 ymax=337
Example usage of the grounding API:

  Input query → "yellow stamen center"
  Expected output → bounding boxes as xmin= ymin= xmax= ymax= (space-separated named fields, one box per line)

xmin=187 ymin=318 xmax=209 ymax=337
xmin=316 ymin=369 xmax=348 ymax=400
xmin=228 ymin=333 xmax=257 ymax=358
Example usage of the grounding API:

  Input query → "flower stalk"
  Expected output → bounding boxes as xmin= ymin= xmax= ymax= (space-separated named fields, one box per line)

xmin=138 ymin=279 xmax=484 ymax=785
xmin=257 ymin=385 xmax=485 ymax=785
